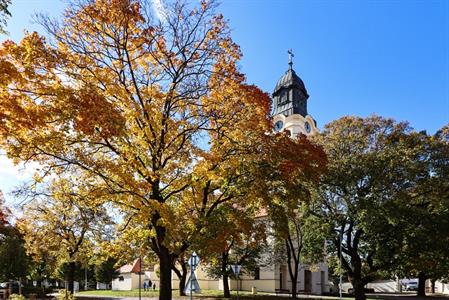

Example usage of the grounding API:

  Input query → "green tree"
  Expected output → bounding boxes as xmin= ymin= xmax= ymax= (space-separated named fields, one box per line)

xmin=0 ymin=225 xmax=29 ymax=283
xmin=311 ymin=115 xmax=429 ymax=300
xmin=0 ymin=191 xmax=29 ymax=283
xmin=94 ymin=256 xmax=119 ymax=287
xmin=390 ymin=125 xmax=449 ymax=296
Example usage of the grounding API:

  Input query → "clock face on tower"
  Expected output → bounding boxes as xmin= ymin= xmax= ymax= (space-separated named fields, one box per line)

xmin=274 ymin=120 xmax=284 ymax=132
xmin=304 ymin=121 xmax=311 ymax=133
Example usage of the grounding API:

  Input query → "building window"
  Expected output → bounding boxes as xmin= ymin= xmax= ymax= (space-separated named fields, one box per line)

xmin=254 ymin=267 xmax=260 ymax=280
xmin=119 ymin=276 xmax=124 ymax=281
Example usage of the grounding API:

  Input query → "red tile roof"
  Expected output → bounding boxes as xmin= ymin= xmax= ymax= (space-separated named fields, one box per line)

xmin=118 ymin=258 xmax=141 ymax=273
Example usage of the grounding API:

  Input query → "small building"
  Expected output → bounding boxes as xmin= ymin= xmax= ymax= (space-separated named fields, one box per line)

xmin=112 ymin=258 xmax=151 ymax=291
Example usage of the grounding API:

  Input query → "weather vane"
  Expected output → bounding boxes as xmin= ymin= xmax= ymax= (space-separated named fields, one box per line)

xmin=288 ymin=49 xmax=294 ymax=69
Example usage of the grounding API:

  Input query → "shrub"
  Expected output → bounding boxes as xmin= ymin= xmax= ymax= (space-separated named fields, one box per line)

xmin=56 ymin=290 xmax=75 ymax=300
xmin=8 ymin=294 xmax=25 ymax=300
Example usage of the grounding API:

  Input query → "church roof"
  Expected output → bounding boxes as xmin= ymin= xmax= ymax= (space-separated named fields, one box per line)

xmin=118 ymin=258 xmax=142 ymax=274
xmin=273 ymin=67 xmax=308 ymax=96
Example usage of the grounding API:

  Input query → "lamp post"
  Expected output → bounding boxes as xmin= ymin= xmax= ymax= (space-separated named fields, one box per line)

xmin=188 ymin=252 xmax=199 ymax=300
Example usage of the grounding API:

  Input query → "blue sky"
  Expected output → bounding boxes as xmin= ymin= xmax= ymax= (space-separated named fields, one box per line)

xmin=1 ymin=0 xmax=448 ymax=205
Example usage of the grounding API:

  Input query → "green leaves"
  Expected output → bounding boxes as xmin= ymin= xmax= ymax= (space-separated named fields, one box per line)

xmin=310 ymin=115 xmax=442 ymax=297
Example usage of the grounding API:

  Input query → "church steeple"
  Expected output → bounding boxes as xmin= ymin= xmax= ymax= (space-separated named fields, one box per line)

xmin=272 ymin=50 xmax=309 ymax=117
xmin=271 ymin=51 xmax=318 ymax=137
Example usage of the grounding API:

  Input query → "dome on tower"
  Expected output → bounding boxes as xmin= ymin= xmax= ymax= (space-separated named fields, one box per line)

xmin=271 ymin=50 xmax=309 ymax=117
xmin=273 ymin=68 xmax=308 ymax=96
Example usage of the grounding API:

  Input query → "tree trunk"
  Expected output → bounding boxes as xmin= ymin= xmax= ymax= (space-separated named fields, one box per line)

xmin=431 ymin=279 xmax=435 ymax=294
xmin=221 ymin=251 xmax=231 ymax=298
xmin=417 ymin=272 xmax=427 ymax=297
xmin=352 ymin=279 xmax=367 ymax=300
xmin=172 ymin=258 xmax=188 ymax=296
xmin=68 ymin=261 xmax=76 ymax=294
xmin=291 ymin=271 xmax=298 ymax=299
xmin=179 ymin=261 xmax=187 ymax=296
xmin=159 ymin=246 xmax=173 ymax=300
xmin=285 ymin=238 xmax=299 ymax=299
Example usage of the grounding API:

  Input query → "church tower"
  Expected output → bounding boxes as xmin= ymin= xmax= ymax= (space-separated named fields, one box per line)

xmin=272 ymin=50 xmax=318 ymax=137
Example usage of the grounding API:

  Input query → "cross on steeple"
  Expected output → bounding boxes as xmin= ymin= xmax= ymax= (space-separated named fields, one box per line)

xmin=288 ymin=49 xmax=294 ymax=69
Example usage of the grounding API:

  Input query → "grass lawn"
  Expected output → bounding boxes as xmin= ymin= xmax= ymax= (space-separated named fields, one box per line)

xmin=76 ymin=289 xmax=359 ymax=299
xmin=75 ymin=289 xmax=449 ymax=300
xmin=76 ymin=289 xmax=159 ymax=297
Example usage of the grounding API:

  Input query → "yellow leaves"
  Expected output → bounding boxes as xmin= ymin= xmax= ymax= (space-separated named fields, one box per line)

xmin=72 ymin=87 xmax=125 ymax=137
xmin=0 ymin=0 xmax=281 ymax=277
xmin=0 ymin=58 xmax=21 ymax=85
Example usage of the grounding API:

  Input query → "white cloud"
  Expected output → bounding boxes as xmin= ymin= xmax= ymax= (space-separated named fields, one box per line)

xmin=151 ymin=0 xmax=167 ymax=23
xmin=0 ymin=153 xmax=38 ymax=179
xmin=0 ymin=153 xmax=40 ymax=207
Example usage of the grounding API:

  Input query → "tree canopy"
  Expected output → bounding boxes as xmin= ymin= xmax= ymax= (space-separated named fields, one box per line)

xmin=311 ymin=115 xmax=432 ymax=300
xmin=17 ymin=177 xmax=113 ymax=293
xmin=0 ymin=0 xmax=274 ymax=298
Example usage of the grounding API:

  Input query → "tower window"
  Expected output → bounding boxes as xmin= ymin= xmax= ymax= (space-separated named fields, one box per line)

xmin=280 ymin=90 xmax=287 ymax=104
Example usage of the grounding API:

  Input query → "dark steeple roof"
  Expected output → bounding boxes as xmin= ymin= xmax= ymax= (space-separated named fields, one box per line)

xmin=273 ymin=68 xmax=308 ymax=97
xmin=272 ymin=50 xmax=309 ymax=117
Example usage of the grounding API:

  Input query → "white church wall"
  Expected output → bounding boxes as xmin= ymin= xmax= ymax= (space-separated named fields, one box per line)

xmin=435 ymin=281 xmax=449 ymax=294
xmin=112 ymin=273 xmax=133 ymax=290
xmin=239 ymin=266 xmax=277 ymax=292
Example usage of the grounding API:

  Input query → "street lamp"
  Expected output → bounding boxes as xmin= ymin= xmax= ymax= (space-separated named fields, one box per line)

xmin=188 ymin=252 xmax=200 ymax=300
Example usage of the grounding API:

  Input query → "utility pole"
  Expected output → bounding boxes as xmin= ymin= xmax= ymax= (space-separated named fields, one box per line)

xmin=139 ymin=257 xmax=142 ymax=300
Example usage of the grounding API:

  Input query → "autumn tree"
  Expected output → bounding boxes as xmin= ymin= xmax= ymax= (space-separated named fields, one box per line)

xmin=252 ymin=132 xmax=327 ymax=299
xmin=269 ymin=202 xmax=329 ymax=299
xmin=311 ymin=116 xmax=430 ymax=300
xmin=0 ymin=190 xmax=10 ymax=226
xmin=0 ymin=1 xmax=272 ymax=298
xmin=17 ymin=178 xmax=113 ymax=293
xmin=199 ymin=204 xmax=267 ymax=298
